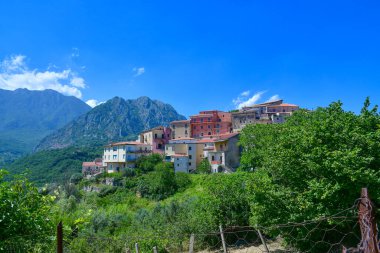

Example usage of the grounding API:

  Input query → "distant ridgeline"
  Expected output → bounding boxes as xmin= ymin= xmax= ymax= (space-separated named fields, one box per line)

xmin=0 ymin=88 xmax=91 ymax=165
xmin=35 ymin=96 xmax=186 ymax=151
xmin=4 ymin=93 xmax=185 ymax=184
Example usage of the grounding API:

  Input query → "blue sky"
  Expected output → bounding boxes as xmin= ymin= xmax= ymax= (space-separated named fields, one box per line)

xmin=0 ymin=0 xmax=379 ymax=116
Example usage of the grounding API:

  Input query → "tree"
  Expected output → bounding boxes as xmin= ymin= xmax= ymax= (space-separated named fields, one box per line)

xmin=0 ymin=170 xmax=54 ymax=251
xmin=135 ymin=154 xmax=163 ymax=174
xmin=240 ymin=99 xmax=380 ymax=252
xmin=196 ymin=158 xmax=211 ymax=174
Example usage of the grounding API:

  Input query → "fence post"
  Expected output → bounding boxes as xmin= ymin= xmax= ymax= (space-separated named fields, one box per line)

xmin=57 ymin=221 xmax=63 ymax=253
xmin=135 ymin=243 xmax=139 ymax=253
xmin=153 ymin=246 xmax=158 ymax=253
xmin=257 ymin=229 xmax=269 ymax=253
xmin=189 ymin=233 xmax=195 ymax=253
xmin=219 ymin=225 xmax=227 ymax=253
xmin=358 ymin=188 xmax=379 ymax=253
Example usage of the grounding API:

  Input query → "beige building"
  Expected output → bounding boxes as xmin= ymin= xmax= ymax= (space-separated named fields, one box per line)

xmin=103 ymin=141 xmax=152 ymax=173
xmin=165 ymin=138 xmax=203 ymax=173
xmin=170 ymin=120 xmax=191 ymax=139
xmin=138 ymin=126 xmax=172 ymax=153
xmin=232 ymin=100 xmax=299 ymax=132
xmin=199 ymin=133 xmax=240 ymax=173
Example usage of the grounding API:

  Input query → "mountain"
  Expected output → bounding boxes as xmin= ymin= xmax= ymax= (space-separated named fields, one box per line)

xmin=35 ymin=96 xmax=186 ymax=150
xmin=0 ymin=88 xmax=91 ymax=165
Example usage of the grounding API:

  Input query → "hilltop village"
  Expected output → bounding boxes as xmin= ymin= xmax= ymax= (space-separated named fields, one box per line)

xmin=82 ymin=99 xmax=299 ymax=176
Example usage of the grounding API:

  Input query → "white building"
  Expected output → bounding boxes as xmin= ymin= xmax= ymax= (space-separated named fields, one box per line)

xmin=103 ymin=141 xmax=152 ymax=173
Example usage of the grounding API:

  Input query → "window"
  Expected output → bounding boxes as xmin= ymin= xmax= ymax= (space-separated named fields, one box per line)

xmin=123 ymin=146 xmax=126 ymax=150
xmin=172 ymin=125 xmax=175 ymax=129
xmin=201 ymin=126 xmax=203 ymax=129
xmin=185 ymin=124 xmax=188 ymax=128
xmin=185 ymin=130 xmax=188 ymax=134
xmin=189 ymin=162 xmax=192 ymax=166
xmin=208 ymin=117 xmax=211 ymax=122
xmin=113 ymin=146 xmax=117 ymax=151
xmin=189 ymin=155 xmax=192 ymax=159
xmin=123 ymin=154 xmax=126 ymax=159
xmin=177 ymin=164 xmax=180 ymax=167
xmin=201 ymin=118 xmax=204 ymax=123
xmin=154 ymin=133 xmax=158 ymax=139
xmin=113 ymin=155 xmax=117 ymax=160
xmin=208 ymin=132 xmax=211 ymax=135
xmin=188 ymin=146 xmax=192 ymax=150
xmin=208 ymin=125 xmax=211 ymax=129
xmin=201 ymin=133 xmax=204 ymax=136
xmin=212 ymin=155 xmax=215 ymax=161
xmin=194 ymin=126 xmax=196 ymax=129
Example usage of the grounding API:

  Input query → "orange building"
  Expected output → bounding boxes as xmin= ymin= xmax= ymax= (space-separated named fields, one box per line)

xmin=190 ymin=110 xmax=232 ymax=138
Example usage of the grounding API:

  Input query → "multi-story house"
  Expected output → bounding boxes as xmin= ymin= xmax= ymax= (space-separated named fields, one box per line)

xmin=232 ymin=100 xmax=299 ymax=131
xmin=199 ymin=133 xmax=240 ymax=173
xmin=82 ymin=158 xmax=105 ymax=177
xmin=138 ymin=126 xmax=172 ymax=153
xmin=164 ymin=138 xmax=203 ymax=173
xmin=190 ymin=110 xmax=232 ymax=138
xmin=170 ymin=120 xmax=191 ymax=139
xmin=103 ymin=141 xmax=152 ymax=173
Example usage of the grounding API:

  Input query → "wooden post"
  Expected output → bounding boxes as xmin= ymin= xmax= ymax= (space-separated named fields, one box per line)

xmin=358 ymin=188 xmax=379 ymax=253
xmin=257 ymin=229 xmax=269 ymax=253
xmin=188 ymin=234 xmax=195 ymax=253
xmin=135 ymin=243 xmax=139 ymax=253
xmin=57 ymin=221 xmax=63 ymax=253
xmin=219 ymin=225 xmax=227 ymax=253
xmin=153 ymin=246 xmax=158 ymax=253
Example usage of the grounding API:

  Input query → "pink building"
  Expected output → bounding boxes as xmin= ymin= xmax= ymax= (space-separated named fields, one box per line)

xmin=139 ymin=126 xmax=172 ymax=153
xmin=190 ymin=110 xmax=232 ymax=138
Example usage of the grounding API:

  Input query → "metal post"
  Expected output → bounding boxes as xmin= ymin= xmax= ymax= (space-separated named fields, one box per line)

xmin=358 ymin=188 xmax=379 ymax=253
xmin=57 ymin=221 xmax=63 ymax=253
xmin=257 ymin=229 xmax=269 ymax=253
xmin=189 ymin=234 xmax=195 ymax=253
xmin=219 ymin=225 xmax=227 ymax=253
xmin=135 ymin=243 xmax=139 ymax=253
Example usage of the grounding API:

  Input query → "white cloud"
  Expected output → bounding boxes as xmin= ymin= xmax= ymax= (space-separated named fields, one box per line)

xmin=86 ymin=99 xmax=105 ymax=108
xmin=70 ymin=76 xmax=86 ymax=88
xmin=266 ymin=94 xmax=280 ymax=102
xmin=0 ymin=55 xmax=87 ymax=98
xmin=240 ymin=90 xmax=250 ymax=97
xmin=233 ymin=91 xmax=266 ymax=109
xmin=132 ymin=67 xmax=145 ymax=77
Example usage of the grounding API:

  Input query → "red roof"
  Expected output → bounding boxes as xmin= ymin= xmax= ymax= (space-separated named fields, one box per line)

xmin=171 ymin=119 xmax=190 ymax=124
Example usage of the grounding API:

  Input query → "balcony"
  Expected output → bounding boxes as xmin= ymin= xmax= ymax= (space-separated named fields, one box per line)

xmin=125 ymin=150 xmax=152 ymax=154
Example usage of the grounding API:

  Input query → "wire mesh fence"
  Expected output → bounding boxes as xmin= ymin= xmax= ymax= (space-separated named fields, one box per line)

xmin=1 ymin=188 xmax=378 ymax=253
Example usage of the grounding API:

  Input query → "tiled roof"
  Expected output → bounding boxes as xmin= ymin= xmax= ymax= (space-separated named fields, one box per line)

xmin=105 ymin=141 xmax=151 ymax=147
xmin=171 ymin=119 xmax=190 ymax=124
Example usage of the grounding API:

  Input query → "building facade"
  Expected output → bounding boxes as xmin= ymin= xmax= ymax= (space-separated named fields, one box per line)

xmin=232 ymin=100 xmax=299 ymax=131
xmin=82 ymin=158 xmax=105 ymax=177
xmin=170 ymin=120 xmax=191 ymax=139
xmin=138 ymin=126 xmax=172 ymax=153
xmin=103 ymin=142 xmax=152 ymax=173
xmin=190 ymin=110 xmax=232 ymax=138
xmin=164 ymin=138 xmax=203 ymax=173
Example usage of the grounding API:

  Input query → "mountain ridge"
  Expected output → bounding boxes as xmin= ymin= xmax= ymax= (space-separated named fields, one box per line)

xmin=35 ymin=96 xmax=186 ymax=151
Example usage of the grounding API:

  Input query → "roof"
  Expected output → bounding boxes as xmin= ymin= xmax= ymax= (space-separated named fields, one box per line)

xmin=82 ymin=161 xmax=102 ymax=167
xmin=105 ymin=141 xmax=151 ymax=147
xmin=140 ymin=126 xmax=165 ymax=134
xmin=171 ymin=119 xmax=190 ymax=124
xmin=250 ymin=99 xmax=284 ymax=108
xmin=171 ymin=154 xmax=188 ymax=157
xmin=190 ymin=114 xmax=214 ymax=118
xmin=196 ymin=133 xmax=239 ymax=143
xmin=268 ymin=103 xmax=298 ymax=107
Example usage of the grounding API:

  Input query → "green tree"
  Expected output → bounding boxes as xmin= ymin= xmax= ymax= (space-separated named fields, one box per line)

xmin=135 ymin=153 xmax=163 ymax=174
xmin=196 ymin=158 xmax=211 ymax=174
xmin=240 ymin=99 xmax=380 ymax=252
xmin=0 ymin=170 xmax=54 ymax=251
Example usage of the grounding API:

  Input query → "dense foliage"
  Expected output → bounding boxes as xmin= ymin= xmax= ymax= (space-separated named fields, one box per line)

xmin=6 ymin=146 xmax=102 ymax=185
xmin=240 ymin=99 xmax=380 ymax=251
xmin=0 ymin=170 xmax=54 ymax=252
